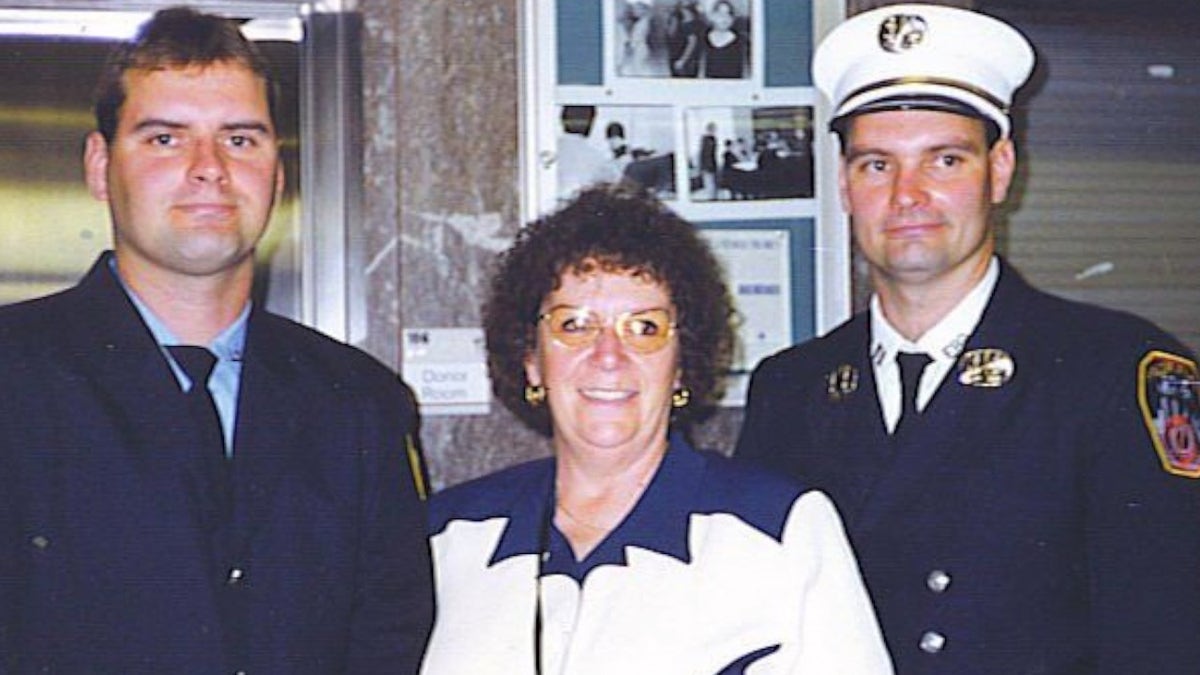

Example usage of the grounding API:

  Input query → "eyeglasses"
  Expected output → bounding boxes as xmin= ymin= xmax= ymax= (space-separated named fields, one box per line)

xmin=537 ymin=305 xmax=676 ymax=354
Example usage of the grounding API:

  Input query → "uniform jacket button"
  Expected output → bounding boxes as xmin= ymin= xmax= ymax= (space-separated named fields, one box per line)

xmin=926 ymin=569 xmax=952 ymax=593
xmin=920 ymin=630 xmax=947 ymax=654
xmin=227 ymin=567 xmax=245 ymax=585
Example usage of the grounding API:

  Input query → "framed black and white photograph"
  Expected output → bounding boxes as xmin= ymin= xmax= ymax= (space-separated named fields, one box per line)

xmin=612 ymin=0 xmax=753 ymax=81
xmin=527 ymin=0 xmax=846 ymax=350
xmin=684 ymin=105 xmax=814 ymax=202
xmin=556 ymin=104 xmax=676 ymax=202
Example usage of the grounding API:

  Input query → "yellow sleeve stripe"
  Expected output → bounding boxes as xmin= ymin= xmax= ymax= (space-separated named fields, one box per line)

xmin=405 ymin=434 xmax=429 ymax=500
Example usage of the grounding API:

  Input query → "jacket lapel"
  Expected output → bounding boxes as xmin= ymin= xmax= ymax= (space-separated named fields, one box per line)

xmin=804 ymin=318 xmax=894 ymax=525
xmin=59 ymin=254 xmax=305 ymax=551
xmin=55 ymin=255 xmax=194 ymax=463
xmin=223 ymin=311 xmax=307 ymax=551
xmin=855 ymin=263 xmax=1034 ymax=533
xmin=49 ymin=254 xmax=235 ymax=547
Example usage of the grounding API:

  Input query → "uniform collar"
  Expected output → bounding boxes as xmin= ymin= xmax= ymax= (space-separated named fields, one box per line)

xmin=870 ymin=256 xmax=999 ymax=367
xmin=106 ymin=254 xmax=250 ymax=363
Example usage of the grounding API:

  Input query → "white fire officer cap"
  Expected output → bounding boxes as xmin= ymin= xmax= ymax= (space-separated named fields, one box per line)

xmin=813 ymin=3 xmax=1035 ymax=138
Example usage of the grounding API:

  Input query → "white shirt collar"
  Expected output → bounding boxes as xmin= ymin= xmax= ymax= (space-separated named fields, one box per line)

xmin=870 ymin=256 xmax=1000 ymax=367
xmin=869 ymin=257 xmax=1000 ymax=430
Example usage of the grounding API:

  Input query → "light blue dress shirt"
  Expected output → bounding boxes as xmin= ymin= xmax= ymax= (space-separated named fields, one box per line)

xmin=108 ymin=258 xmax=247 ymax=456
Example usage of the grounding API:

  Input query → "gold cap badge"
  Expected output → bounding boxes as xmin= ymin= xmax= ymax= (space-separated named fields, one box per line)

xmin=879 ymin=13 xmax=928 ymax=53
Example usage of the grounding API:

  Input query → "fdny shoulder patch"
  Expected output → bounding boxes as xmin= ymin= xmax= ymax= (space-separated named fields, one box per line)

xmin=1138 ymin=350 xmax=1200 ymax=478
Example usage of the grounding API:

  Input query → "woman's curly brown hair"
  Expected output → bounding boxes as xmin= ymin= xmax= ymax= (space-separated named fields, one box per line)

xmin=484 ymin=184 xmax=736 ymax=436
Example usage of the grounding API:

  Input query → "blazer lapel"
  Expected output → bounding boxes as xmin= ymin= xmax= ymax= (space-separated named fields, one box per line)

xmin=806 ymin=319 xmax=894 ymax=525
xmin=56 ymin=255 xmax=195 ymax=462
xmin=223 ymin=312 xmax=307 ymax=551
xmin=855 ymin=264 xmax=1033 ymax=533
xmin=50 ymin=254 xmax=235 ymax=546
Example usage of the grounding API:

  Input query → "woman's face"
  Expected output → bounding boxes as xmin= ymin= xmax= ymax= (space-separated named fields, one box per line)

xmin=711 ymin=2 xmax=735 ymax=30
xmin=526 ymin=266 xmax=681 ymax=457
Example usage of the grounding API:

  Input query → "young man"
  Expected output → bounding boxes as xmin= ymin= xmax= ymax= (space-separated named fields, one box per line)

xmin=0 ymin=8 xmax=432 ymax=672
xmin=737 ymin=5 xmax=1200 ymax=673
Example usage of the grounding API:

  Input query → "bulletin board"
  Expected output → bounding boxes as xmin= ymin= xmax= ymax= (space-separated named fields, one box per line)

xmin=521 ymin=0 xmax=848 ymax=405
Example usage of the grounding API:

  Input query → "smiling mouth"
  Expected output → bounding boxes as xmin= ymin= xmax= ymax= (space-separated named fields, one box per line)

xmin=580 ymin=388 xmax=635 ymax=402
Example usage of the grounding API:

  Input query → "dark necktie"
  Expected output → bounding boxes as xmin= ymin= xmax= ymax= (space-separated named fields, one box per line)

xmin=168 ymin=346 xmax=231 ymax=523
xmin=894 ymin=351 xmax=932 ymax=437
xmin=169 ymin=346 xmax=225 ymax=454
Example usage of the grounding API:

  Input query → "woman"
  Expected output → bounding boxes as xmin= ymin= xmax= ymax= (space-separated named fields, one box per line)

xmin=421 ymin=186 xmax=892 ymax=674
xmin=703 ymin=0 xmax=745 ymax=79
xmin=666 ymin=0 xmax=703 ymax=77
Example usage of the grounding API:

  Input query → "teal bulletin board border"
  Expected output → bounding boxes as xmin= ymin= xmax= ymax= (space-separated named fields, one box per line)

xmin=764 ymin=0 xmax=813 ymax=86
xmin=557 ymin=0 xmax=813 ymax=87
xmin=556 ymin=1 xmax=602 ymax=85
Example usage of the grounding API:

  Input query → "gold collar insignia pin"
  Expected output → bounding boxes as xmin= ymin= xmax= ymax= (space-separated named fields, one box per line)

xmin=826 ymin=364 xmax=859 ymax=401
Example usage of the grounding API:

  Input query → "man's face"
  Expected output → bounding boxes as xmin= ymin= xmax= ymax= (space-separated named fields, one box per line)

xmin=838 ymin=110 xmax=1015 ymax=289
xmin=84 ymin=61 xmax=282 ymax=286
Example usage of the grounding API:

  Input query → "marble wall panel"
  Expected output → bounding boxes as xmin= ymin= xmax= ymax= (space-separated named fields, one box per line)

xmin=361 ymin=0 xmax=744 ymax=491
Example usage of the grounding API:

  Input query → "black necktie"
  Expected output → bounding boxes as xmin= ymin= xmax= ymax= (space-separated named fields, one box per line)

xmin=170 ymin=346 xmax=225 ymax=454
xmin=169 ymin=346 xmax=231 ymax=523
xmin=894 ymin=352 xmax=932 ymax=436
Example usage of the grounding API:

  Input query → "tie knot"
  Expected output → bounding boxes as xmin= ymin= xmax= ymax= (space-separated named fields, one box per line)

xmin=169 ymin=345 xmax=218 ymax=385
xmin=896 ymin=351 xmax=932 ymax=376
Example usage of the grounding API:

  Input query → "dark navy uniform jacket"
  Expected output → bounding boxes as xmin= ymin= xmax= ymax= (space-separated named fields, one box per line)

xmin=736 ymin=260 xmax=1200 ymax=674
xmin=0 ymin=253 xmax=434 ymax=673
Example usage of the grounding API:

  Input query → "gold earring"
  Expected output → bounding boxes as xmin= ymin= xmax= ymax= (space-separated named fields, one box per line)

xmin=671 ymin=387 xmax=691 ymax=408
xmin=524 ymin=384 xmax=546 ymax=407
